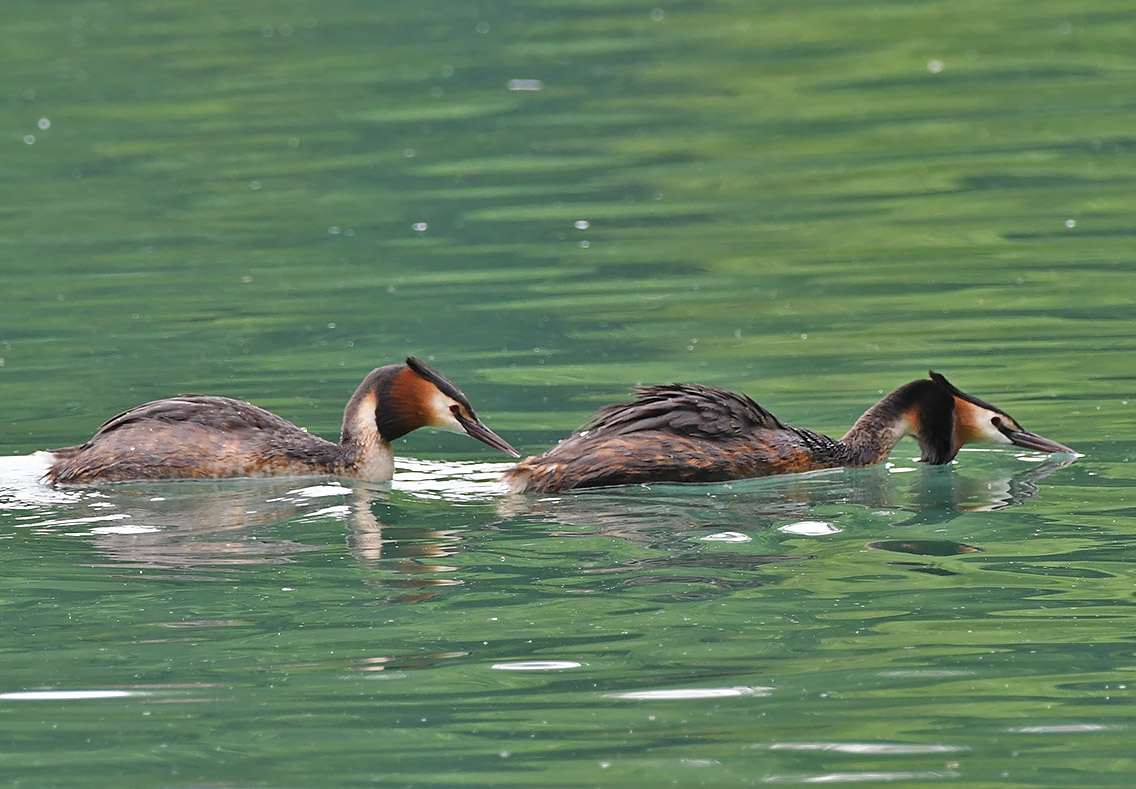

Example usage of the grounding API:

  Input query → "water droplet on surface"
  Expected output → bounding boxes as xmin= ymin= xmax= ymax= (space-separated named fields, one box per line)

xmin=491 ymin=661 xmax=582 ymax=670
xmin=701 ymin=532 xmax=751 ymax=543
xmin=778 ymin=521 xmax=841 ymax=536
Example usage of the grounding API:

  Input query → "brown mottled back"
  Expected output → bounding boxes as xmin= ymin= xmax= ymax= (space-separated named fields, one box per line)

xmin=503 ymin=384 xmax=845 ymax=492
xmin=47 ymin=395 xmax=342 ymax=484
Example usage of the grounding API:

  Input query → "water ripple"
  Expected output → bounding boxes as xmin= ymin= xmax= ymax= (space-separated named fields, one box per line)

xmin=0 ymin=689 xmax=139 ymax=701
xmin=606 ymin=686 xmax=773 ymax=700
xmin=491 ymin=661 xmax=583 ymax=671
xmin=767 ymin=742 xmax=967 ymax=754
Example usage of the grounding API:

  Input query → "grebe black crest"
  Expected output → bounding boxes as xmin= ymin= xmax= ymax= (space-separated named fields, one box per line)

xmin=503 ymin=371 xmax=1074 ymax=493
xmin=46 ymin=357 xmax=518 ymax=485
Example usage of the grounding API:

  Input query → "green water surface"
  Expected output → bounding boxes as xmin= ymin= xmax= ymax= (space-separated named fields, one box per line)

xmin=3 ymin=0 xmax=1135 ymax=786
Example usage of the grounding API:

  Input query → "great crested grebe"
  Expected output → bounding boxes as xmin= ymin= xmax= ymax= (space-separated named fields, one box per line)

xmin=46 ymin=357 xmax=518 ymax=485
xmin=503 ymin=371 xmax=1075 ymax=493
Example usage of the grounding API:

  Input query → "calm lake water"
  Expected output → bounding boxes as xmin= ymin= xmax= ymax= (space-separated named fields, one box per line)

xmin=3 ymin=0 xmax=1135 ymax=785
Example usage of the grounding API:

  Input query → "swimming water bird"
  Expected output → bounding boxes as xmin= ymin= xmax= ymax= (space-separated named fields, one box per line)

xmin=503 ymin=371 xmax=1074 ymax=493
xmin=46 ymin=357 xmax=518 ymax=485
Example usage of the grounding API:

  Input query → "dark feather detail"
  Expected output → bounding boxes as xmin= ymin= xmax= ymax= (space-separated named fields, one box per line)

xmin=911 ymin=379 xmax=957 ymax=464
xmin=80 ymin=395 xmax=302 ymax=440
xmin=929 ymin=370 xmax=1009 ymax=418
xmin=364 ymin=365 xmax=413 ymax=443
xmin=406 ymin=356 xmax=476 ymax=416
xmin=584 ymin=384 xmax=788 ymax=440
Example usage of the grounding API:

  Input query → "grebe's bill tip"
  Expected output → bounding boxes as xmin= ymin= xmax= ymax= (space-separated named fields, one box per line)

xmin=455 ymin=413 xmax=520 ymax=457
xmin=1003 ymin=427 xmax=1076 ymax=456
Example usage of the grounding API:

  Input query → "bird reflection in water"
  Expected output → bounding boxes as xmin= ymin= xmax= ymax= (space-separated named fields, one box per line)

xmin=501 ymin=453 xmax=1072 ymax=530
xmin=2 ymin=451 xmax=1073 ymax=596
xmin=80 ymin=482 xmax=465 ymax=598
xmin=80 ymin=481 xmax=333 ymax=575
xmin=0 ymin=452 xmax=479 ymax=597
xmin=496 ymin=453 xmax=1074 ymax=589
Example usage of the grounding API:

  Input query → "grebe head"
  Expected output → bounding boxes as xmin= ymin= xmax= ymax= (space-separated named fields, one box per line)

xmin=343 ymin=357 xmax=519 ymax=456
xmin=909 ymin=371 xmax=1075 ymax=463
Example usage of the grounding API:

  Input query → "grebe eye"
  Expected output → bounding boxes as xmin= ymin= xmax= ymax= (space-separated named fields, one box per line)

xmin=991 ymin=415 xmax=1015 ymax=438
xmin=450 ymin=404 xmax=462 ymax=417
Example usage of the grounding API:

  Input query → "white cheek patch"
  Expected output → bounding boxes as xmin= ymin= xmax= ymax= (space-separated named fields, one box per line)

xmin=970 ymin=412 xmax=1014 ymax=444
xmin=427 ymin=391 xmax=465 ymax=434
xmin=957 ymin=399 xmax=1013 ymax=445
xmin=986 ymin=421 xmax=1014 ymax=444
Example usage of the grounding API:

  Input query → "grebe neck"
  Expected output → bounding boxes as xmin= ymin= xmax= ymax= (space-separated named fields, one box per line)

xmin=335 ymin=374 xmax=396 ymax=481
xmin=837 ymin=379 xmax=952 ymax=466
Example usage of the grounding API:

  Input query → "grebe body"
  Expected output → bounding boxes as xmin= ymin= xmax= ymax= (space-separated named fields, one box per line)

xmin=503 ymin=372 xmax=1074 ymax=493
xmin=46 ymin=357 xmax=517 ymax=485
